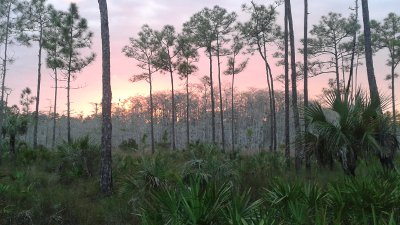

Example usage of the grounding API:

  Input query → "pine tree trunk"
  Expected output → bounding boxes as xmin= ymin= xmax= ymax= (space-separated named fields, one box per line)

xmin=231 ymin=60 xmax=235 ymax=153
xmin=208 ymin=48 xmax=216 ymax=145
xmin=186 ymin=73 xmax=190 ymax=149
xmin=266 ymin=64 xmax=277 ymax=151
xmin=346 ymin=0 xmax=359 ymax=96
xmin=169 ymin=66 xmax=176 ymax=151
xmin=149 ymin=72 xmax=155 ymax=154
xmin=284 ymin=7 xmax=290 ymax=168
xmin=0 ymin=3 xmax=11 ymax=161
xmin=67 ymin=27 xmax=73 ymax=144
xmin=304 ymin=0 xmax=310 ymax=170
xmin=287 ymin=0 xmax=302 ymax=171
xmin=216 ymin=38 xmax=225 ymax=152
xmin=33 ymin=22 xmax=44 ymax=149
xmin=98 ymin=0 xmax=113 ymax=196
xmin=392 ymin=64 xmax=396 ymax=134
xmin=361 ymin=0 xmax=380 ymax=104
xmin=52 ymin=68 xmax=58 ymax=149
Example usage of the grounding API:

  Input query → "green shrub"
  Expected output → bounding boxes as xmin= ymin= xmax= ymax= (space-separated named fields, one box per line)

xmin=118 ymin=138 xmax=139 ymax=151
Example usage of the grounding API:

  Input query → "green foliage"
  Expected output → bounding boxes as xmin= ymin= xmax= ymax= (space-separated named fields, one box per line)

xmin=305 ymin=91 xmax=398 ymax=175
xmin=118 ymin=138 xmax=139 ymax=151
xmin=56 ymin=135 xmax=100 ymax=183
xmin=156 ymin=130 xmax=170 ymax=151
xmin=1 ymin=143 xmax=400 ymax=224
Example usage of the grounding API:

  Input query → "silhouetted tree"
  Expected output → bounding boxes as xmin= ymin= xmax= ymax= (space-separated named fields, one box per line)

xmin=43 ymin=8 xmax=64 ymax=149
xmin=183 ymin=8 xmax=217 ymax=145
xmin=224 ymin=34 xmax=248 ymax=152
xmin=241 ymin=1 xmax=281 ymax=151
xmin=207 ymin=6 xmax=237 ymax=152
xmin=176 ymin=34 xmax=198 ymax=149
xmin=153 ymin=25 xmax=178 ymax=150
xmin=123 ymin=25 xmax=159 ymax=154
xmin=17 ymin=0 xmax=53 ymax=148
xmin=371 ymin=13 xmax=400 ymax=134
xmin=59 ymin=3 xmax=95 ymax=143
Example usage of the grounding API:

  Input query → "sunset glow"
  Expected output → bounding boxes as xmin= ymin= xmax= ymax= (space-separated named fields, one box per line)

xmin=5 ymin=0 xmax=399 ymax=117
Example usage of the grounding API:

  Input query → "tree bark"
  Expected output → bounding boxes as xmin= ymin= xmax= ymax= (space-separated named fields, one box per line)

xmin=169 ymin=64 xmax=176 ymax=151
xmin=361 ymin=0 xmax=380 ymax=105
xmin=67 ymin=26 xmax=73 ymax=144
xmin=304 ymin=0 xmax=310 ymax=170
xmin=392 ymin=64 xmax=396 ymax=134
xmin=231 ymin=57 xmax=235 ymax=153
xmin=208 ymin=48 xmax=216 ymax=145
xmin=186 ymin=72 xmax=190 ymax=149
xmin=98 ymin=0 xmax=113 ymax=196
xmin=216 ymin=37 xmax=225 ymax=152
xmin=346 ymin=0 xmax=359 ymax=97
xmin=0 ymin=2 xmax=11 ymax=161
xmin=284 ymin=6 xmax=290 ymax=168
xmin=33 ymin=21 xmax=44 ymax=149
xmin=286 ymin=0 xmax=302 ymax=171
xmin=52 ymin=68 xmax=58 ymax=149
xmin=149 ymin=70 xmax=155 ymax=154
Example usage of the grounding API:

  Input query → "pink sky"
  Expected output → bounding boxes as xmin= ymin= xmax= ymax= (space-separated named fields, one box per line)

xmin=5 ymin=0 xmax=399 ymax=116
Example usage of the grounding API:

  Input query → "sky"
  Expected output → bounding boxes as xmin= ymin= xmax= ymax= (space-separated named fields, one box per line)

xmin=4 ymin=0 xmax=400 ymax=116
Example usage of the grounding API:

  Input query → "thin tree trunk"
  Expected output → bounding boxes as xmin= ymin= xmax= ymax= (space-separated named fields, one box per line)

xmin=52 ymin=68 xmax=58 ymax=149
xmin=304 ymin=0 xmax=310 ymax=170
xmin=0 ymin=3 xmax=11 ymax=160
xmin=208 ymin=49 xmax=216 ymax=145
xmin=264 ymin=62 xmax=273 ymax=151
xmin=10 ymin=134 xmax=16 ymax=160
xmin=266 ymin=64 xmax=277 ymax=151
xmin=98 ymin=0 xmax=113 ymax=196
xmin=186 ymin=73 xmax=190 ymax=149
xmin=334 ymin=43 xmax=340 ymax=92
xmin=361 ymin=0 xmax=380 ymax=105
xmin=149 ymin=71 xmax=155 ymax=154
xmin=33 ymin=22 xmax=44 ymax=149
xmin=284 ymin=7 xmax=290 ymax=168
xmin=392 ymin=64 xmax=396 ymax=134
xmin=346 ymin=0 xmax=359 ymax=96
xmin=216 ymin=38 xmax=225 ymax=152
xmin=287 ymin=0 xmax=302 ymax=171
xmin=67 ymin=27 xmax=73 ymax=144
xmin=169 ymin=65 xmax=176 ymax=151
xmin=231 ymin=58 xmax=235 ymax=153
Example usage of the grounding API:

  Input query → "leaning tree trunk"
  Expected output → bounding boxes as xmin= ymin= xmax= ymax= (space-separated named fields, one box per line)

xmin=287 ymin=0 xmax=302 ymax=171
xmin=98 ymin=0 xmax=113 ymax=196
xmin=33 ymin=22 xmax=44 ymax=149
xmin=169 ymin=63 xmax=176 ymax=151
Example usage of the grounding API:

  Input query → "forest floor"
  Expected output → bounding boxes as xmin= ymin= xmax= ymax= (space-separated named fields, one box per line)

xmin=0 ymin=140 xmax=399 ymax=224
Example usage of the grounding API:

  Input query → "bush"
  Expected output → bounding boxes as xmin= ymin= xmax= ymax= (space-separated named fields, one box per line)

xmin=118 ymin=138 xmax=139 ymax=151
xmin=56 ymin=136 xmax=100 ymax=183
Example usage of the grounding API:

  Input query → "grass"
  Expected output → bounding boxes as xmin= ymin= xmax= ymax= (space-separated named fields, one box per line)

xmin=0 ymin=141 xmax=399 ymax=224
